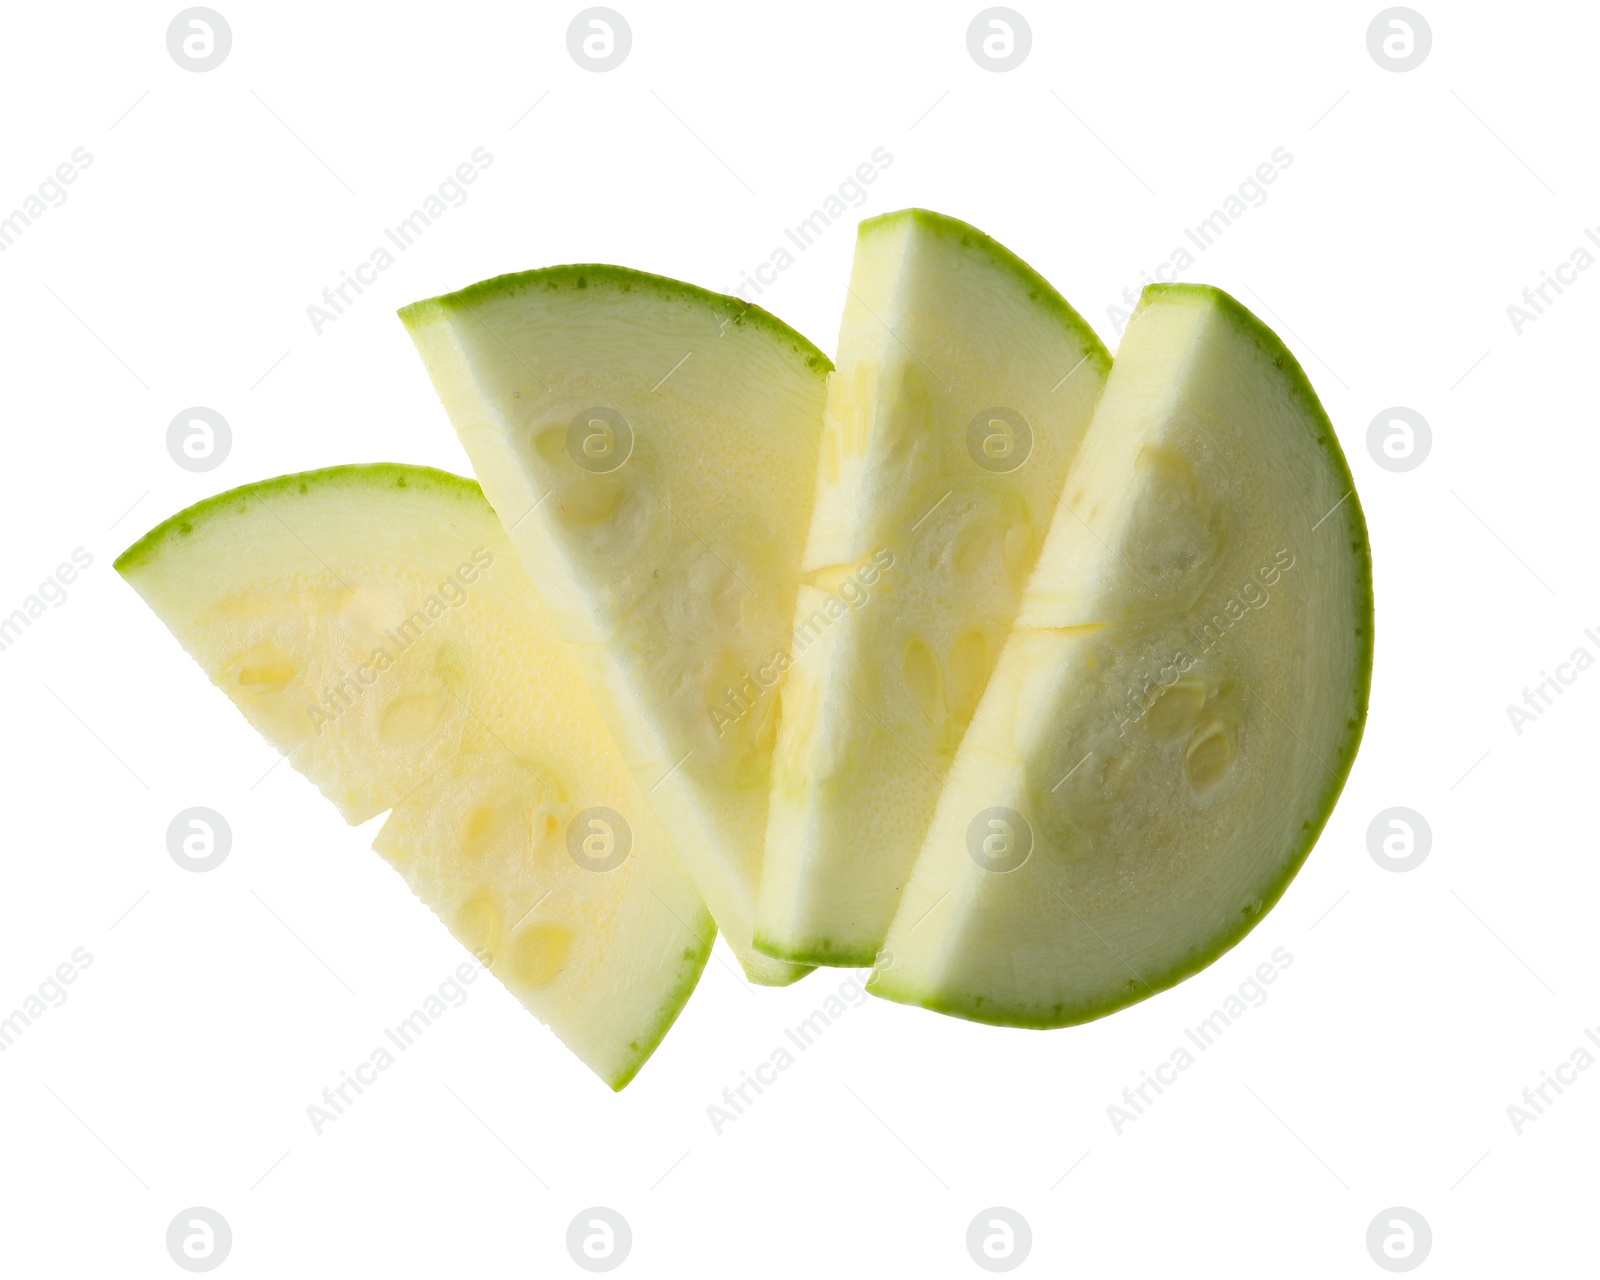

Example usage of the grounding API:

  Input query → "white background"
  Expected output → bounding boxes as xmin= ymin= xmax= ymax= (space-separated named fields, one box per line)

xmin=1 ymin=0 xmax=1593 ymax=1274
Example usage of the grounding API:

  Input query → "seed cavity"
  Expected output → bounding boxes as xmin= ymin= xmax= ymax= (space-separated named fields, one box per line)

xmin=226 ymin=642 xmax=296 ymax=695
xmin=556 ymin=476 xmax=626 ymax=525
xmin=379 ymin=687 xmax=447 ymax=744
xmin=946 ymin=628 xmax=989 ymax=728
xmin=534 ymin=425 xmax=567 ymax=463
xmin=1126 ymin=444 xmax=1230 ymax=605
xmin=1147 ymin=679 xmax=1208 ymax=739
xmin=881 ymin=366 xmax=931 ymax=466
xmin=806 ymin=556 xmax=873 ymax=594
xmin=433 ymin=644 xmax=468 ymax=693
xmin=458 ymin=799 xmax=515 ymax=859
xmin=1002 ymin=522 xmax=1032 ymax=579
xmin=903 ymin=636 xmax=943 ymax=724
xmin=451 ymin=891 xmax=503 ymax=967
xmin=951 ymin=518 xmax=996 ymax=578
xmin=339 ymin=591 xmax=405 ymax=640
xmin=506 ymin=922 xmax=573 ymax=989
xmin=1185 ymin=719 xmax=1237 ymax=791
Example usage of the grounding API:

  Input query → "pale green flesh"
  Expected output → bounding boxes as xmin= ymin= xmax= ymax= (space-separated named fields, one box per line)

xmin=870 ymin=285 xmax=1371 ymax=1026
xmin=756 ymin=210 xmax=1110 ymax=967
xmin=401 ymin=269 xmax=828 ymax=985
xmin=117 ymin=465 xmax=713 ymax=1088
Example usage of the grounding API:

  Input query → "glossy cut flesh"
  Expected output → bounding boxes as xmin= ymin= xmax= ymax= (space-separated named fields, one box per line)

xmin=401 ymin=268 xmax=829 ymax=986
xmin=756 ymin=209 xmax=1110 ymax=967
xmin=871 ymin=285 xmax=1371 ymax=1026
xmin=117 ymin=465 xmax=713 ymax=1088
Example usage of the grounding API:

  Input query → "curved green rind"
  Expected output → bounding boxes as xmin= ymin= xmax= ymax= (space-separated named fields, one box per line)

xmin=114 ymin=463 xmax=483 ymax=577
xmin=605 ymin=926 xmax=716 ymax=1091
xmin=869 ymin=281 xmax=1373 ymax=1029
xmin=860 ymin=207 xmax=1113 ymax=375
xmin=753 ymin=932 xmax=876 ymax=969
xmin=398 ymin=263 xmax=833 ymax=378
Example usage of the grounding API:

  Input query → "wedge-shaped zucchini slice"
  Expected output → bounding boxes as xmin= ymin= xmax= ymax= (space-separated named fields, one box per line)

xmin=118 ymin=465 xmax=713 ymax=1088
xmin=402 ymin=269 xmax=828 ymax=985
xmin=757 ymin=210 xmax=1110 ymax=967
xmin=872 ymin=285 xmax=1371 ymax=1026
